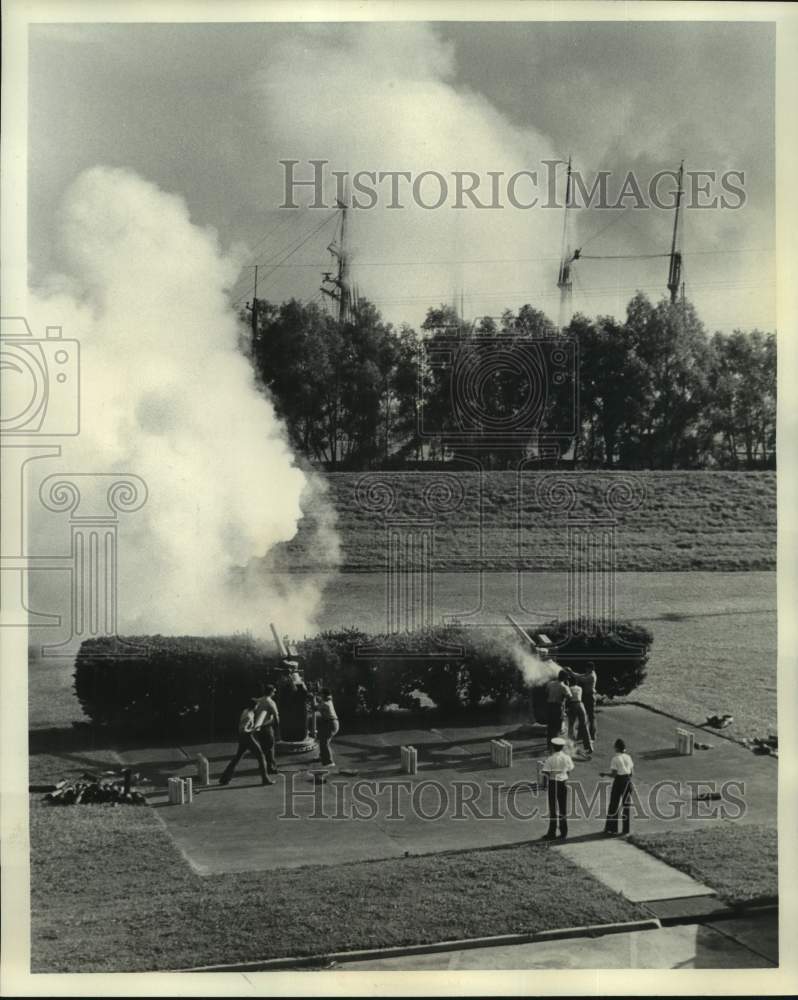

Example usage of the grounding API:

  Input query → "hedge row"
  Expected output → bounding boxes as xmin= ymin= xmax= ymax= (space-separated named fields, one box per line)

xmin=73 ymin=622 xmax=652 ymax=736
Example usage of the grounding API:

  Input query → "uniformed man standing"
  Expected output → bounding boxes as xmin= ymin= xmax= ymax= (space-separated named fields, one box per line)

xmin=540 ymin=736 xmax=574 ymax=841
xmin=602 ymin=738 xmax=635 ymax=836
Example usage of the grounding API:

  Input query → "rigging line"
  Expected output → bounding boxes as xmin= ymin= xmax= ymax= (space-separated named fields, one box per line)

xmin=228 ymin=213 xmax=310 ymax=291
xmin=231 ymin=210 xmax=337 ymax=288
xmin=240 ymin=208 xmax=315 ymax=267
xmin=229 ymin=210 xmax=339 ymax=304
xmin=250 ymin=211 xmax=340 ymax=292
xmin=580 ymin=252 xmax=670 ymax=260
xmin=233 ymin=219 xmax=330 ymax=280
xmin=373 ymin=277 xmax=775 ymax=303
xmin=230 ymin=245 xmax=773 ymax=279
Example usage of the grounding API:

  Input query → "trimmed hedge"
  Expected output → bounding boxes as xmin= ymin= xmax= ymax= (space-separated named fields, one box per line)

xmin=73 ymin=634 xmax=278 ymax=736
xmin=74 ymin=622 xmax=652 ymax=736
xmin=528 ymin=620 xmax=653 ymax=722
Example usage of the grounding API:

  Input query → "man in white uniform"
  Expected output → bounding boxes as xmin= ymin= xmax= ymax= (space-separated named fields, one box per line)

xmin=540 ymin=736 xmax=574 ymax=841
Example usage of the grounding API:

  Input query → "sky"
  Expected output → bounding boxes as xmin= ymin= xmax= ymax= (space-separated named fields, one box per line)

xmin=28 ymin=19 xmax=776 ymax=333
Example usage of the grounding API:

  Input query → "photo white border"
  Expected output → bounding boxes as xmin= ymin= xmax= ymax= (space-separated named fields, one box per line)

xmin=2 ymin=1 xmax=796 ymax=995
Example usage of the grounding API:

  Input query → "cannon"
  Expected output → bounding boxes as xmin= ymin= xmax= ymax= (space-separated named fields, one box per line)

xmin=270 ymin=622 xmax=318 ymax=753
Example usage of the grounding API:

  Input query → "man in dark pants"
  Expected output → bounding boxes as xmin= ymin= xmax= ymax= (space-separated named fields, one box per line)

xmin=313 ymin=688 xmax=339 ymax=767
xmin=255 ymin=684 xmax=280 ymax=775
xmin=603 ymin=738 xmax=635 ymax=835
xmin=219 ymin=698 xmax=275 ymax=786
xmin=540 ymin=737 xmax=574 ymax=840
xmin=544 ymin=670 xmax=572 ymax=743
xmin=568 ymin=662 xmax=598 ymax=740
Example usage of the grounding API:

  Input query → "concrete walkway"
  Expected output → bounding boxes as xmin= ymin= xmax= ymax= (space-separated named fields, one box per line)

xmin=131 ymin=703 xmax=776 ymax=876
xmin=555 ymin=838 xmax=714 ymax=902
xmin=339 ymin=913 xmax=778 ymax=970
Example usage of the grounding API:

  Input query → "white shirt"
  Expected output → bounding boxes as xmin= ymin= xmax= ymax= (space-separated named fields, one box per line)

xmin=542 ymin=750 xmax=574 ymax=781
xmin=255 ymin=696 xmax=280 ymax=727
xmin=316 ymin=699 xmax=338 ymax=722
xmin=610 ymin=752 xmax=634 ymax=775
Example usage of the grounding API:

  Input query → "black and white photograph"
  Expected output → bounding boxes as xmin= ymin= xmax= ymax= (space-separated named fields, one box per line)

xmin=1 ymin=1 xmax=796 ymax=995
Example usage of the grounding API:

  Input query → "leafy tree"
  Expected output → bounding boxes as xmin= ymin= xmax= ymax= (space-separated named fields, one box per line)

xmin=705 ymin=330 xmax=776 ymax=468
xmin=242 ymin=290 xmax=775 ymax=472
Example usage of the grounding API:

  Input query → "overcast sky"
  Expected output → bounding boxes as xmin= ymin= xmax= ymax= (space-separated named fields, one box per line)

xmin=28 ymin=19 xmax=775 ymax=332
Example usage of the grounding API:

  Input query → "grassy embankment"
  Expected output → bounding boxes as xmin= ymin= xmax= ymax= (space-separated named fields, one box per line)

xmin=280 ymin=470 xmax=776 ymax=573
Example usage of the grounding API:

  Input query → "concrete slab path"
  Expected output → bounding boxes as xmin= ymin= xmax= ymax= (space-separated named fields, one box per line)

xmin=555 ymin=838 xmax=714 ymax=902
xmin=130 ymin=703 xmax=775 ymax=876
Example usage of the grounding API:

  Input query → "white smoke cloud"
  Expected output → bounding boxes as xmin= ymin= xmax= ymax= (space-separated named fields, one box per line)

xmin=26 ymin=165 xmax=337 ymax=640
xmin=254 ymin=23 xmax=564 ymax=326
xmin=511 ymin=644 xmax=561 ymax=688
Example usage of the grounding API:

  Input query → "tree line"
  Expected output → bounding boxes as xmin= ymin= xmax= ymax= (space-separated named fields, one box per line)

xmin=244 ymin=292 xmax=776 ymax=471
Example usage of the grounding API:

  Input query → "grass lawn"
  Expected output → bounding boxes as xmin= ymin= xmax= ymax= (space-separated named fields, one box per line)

xmin=30 ymin=800 xmax=645 ymax=973
xmin=630 ymin=825 xmax=778 ymax=906
xmin=28 ymin=659 xmax=648 ymax=972
xmin=308 ymin=570 xmax=777 ymax=739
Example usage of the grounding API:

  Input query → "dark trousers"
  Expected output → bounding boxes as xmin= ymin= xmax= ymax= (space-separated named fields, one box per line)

xmin=568 ymin=702 xmax=593 ymax=752
xmin=546 ymin=703 xmax=564 ymax=742
xmin=605 ymin=775 xmax=632 ymax=833
xmin=318 ymin=719 xmax=339 ymax=765
xmin=583 ymin=694 xmax=596 ymax=739
xmin=259 ymin=725 xmax=277 ymax=773
xmin=220 ymin=732 xmax=269 ymax=784
xmin=546 ymin=779 xmax=568 ymax=838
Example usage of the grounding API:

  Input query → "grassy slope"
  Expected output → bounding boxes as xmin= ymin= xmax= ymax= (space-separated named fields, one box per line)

xmin=278 ymin=471 xmax=776 ymax=572
xmin=630 ymin=825 xmax=778 ymax=905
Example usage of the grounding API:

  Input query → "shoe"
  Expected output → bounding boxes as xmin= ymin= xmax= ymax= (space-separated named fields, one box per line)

xmin=540 ymin=833 xmax=557 ymax=841
xmin=262 ymin=778 xmax=275 ymax=786
xmin=218 ymin=777 xmax=230 ymax=786
xmin=558 ymin=834 xmax=568 ymax=841
xmin=603 ymin=829 xmax=617 ymax=836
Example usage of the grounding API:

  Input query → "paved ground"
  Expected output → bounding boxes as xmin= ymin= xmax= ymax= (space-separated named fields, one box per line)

xmin=338 ymin=913 xmax=778 ymax=970
xmin=122 ymin=703 xmax=777 ymax=876
xmin=555 ymin=839 xmax=714 ymax=902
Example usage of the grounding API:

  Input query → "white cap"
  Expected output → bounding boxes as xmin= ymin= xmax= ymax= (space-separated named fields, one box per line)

xmin=550 ymin=737 xmax=566 ymax=748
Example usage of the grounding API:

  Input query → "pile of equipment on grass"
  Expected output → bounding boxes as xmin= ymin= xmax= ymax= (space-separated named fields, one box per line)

xmin=705 ymin=713 xmax=734 ymax=729
xmin=42 ymin=768 xmax=147 ymax=806
xmin=741 ymin=733 xmax=778 ymax=757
